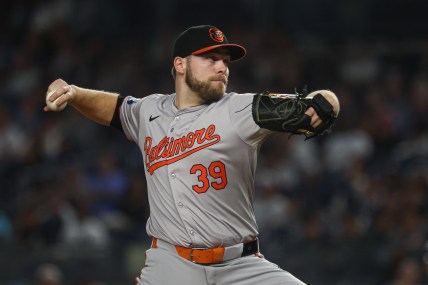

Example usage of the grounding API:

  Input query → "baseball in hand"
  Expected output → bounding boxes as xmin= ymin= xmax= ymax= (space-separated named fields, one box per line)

xmin=46 ymin=89 xmax=67 ymax=111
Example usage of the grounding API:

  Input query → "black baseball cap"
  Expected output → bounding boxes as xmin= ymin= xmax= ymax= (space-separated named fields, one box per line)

xmin=172 ymin=25 xmax=246 ymax=61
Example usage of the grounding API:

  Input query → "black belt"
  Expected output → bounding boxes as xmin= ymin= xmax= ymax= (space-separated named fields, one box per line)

xmin=241 ymin=238 xmax=259 ymax=257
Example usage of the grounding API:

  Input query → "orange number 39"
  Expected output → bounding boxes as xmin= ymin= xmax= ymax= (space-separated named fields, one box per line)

xmin=190 ymin=161 xmax=228 ymax=193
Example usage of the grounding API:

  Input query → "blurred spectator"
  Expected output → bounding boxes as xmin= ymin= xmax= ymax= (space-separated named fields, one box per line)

xmin=383 ymin=257 xmax=424 ymax=285
xmin=322 ymin=128 xmax=374 ymax=173
xmin=13 ymin=184 xmax=64 ymax=247
xmin=59 ymin=194 xmax=110 ymax=251
xmin=0 ymin=105 xmax=32 ymax=163
xmin=119 ymin=174 xmax=149 ymax=240
xmin=34 ymin=263 xmax=63 ymax=285
xmin=83 ymin=151 xmax=128 ymax=219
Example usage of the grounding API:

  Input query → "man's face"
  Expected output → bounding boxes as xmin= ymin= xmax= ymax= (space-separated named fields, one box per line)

xmin=185 ymin=49 xmax=231 ymax=104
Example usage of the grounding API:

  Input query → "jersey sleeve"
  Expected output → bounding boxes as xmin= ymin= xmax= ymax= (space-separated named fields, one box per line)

xmin=119 ymin=96 xmax=145 ymax=142
xmin=228 ymin=93 xmax=273 ymax=146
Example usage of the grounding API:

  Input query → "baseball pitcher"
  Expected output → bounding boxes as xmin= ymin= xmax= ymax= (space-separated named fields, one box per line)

xmin=45 ymin=25 xmax=340 ymax=285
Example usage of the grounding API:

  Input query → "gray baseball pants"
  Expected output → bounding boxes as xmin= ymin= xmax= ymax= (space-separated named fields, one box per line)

xmin=136 ymin=239 xmax=306 ymax=285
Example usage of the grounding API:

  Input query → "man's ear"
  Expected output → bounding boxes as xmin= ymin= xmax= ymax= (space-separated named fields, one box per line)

xmin=174 ymin=57 xmax=186 ymax=76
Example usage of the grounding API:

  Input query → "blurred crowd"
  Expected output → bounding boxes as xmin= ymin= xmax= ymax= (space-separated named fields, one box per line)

xmin=1 ymin=0 xmax=427 ymax=285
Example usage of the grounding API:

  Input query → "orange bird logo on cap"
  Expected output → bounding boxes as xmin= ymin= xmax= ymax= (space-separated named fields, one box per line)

xmin=209 ymin=28 xmax=224 ymax=42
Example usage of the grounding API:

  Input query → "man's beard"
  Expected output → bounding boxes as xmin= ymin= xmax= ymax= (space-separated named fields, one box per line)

xmin=185 ymin=65 xmax=228 ymax=104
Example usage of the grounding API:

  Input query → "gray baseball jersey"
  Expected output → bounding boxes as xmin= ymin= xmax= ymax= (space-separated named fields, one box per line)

xmin=119 ymin=92 xmax=272 ymax=248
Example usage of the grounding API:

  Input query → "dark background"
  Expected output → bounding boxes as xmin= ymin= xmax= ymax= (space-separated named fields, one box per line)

xmin=0 ymin=0 xmax=427 ymax=284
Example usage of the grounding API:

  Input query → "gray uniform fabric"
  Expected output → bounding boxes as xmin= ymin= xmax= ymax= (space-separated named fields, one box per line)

xmin=120 ymin=92 xmax=306 ymax=284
